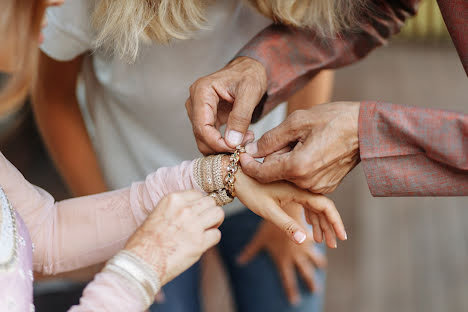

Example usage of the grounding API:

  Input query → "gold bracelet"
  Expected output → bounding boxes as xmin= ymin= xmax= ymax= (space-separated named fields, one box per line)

xmin=209 ymin=188 xmax=234 ymax=206
xmin=224 ymin=145 xmax=245 ymax=197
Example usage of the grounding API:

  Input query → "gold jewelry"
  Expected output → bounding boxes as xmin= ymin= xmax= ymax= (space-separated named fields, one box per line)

xmin=212 ymin=154 xmax=225 ymax=191
xmin=209 ymin=189 xmax=234 ymax=206
xmin=224 ymin=145 xmax=245 ymax=197
xmin=193 ymin=155 xmax=225 ymax=193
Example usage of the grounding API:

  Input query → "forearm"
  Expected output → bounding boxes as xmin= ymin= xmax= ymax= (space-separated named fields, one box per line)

xmin=68 ymin=270 xmax=145 ymax=312
xmin=32 ymin=53 xmax=107 ymax=196
xmin=359 ymin=101 xmax=468 ymax=196
xmin=237 ymin=0 xmax=419 ymax=119
xmin=0 ymin=149 xmax=200 ymax=274
xmin=287 ymin=70 xmax=334 ymax=115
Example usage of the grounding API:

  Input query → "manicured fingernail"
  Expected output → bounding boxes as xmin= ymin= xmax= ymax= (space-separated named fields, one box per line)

xmin=344 ymin=232 xmax=348 ymax=240
xmin=293 ymin=231 xmax=307 ymax=244
xmin=245 ymin=141 xmax=258 ymax=155
xmin=227 ymin=130 xmax=243 ymax=146
xmin=334 ymin=242 xmax=337 ymax=248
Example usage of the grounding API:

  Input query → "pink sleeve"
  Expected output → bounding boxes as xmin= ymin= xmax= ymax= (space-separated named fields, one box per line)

xmin=0 ymin=152 xmax=203 ymax=274
xmin=359 ymin=101 xmax=468 ymax=196
xmin=68 ymin=271 xmax=145 ymax=312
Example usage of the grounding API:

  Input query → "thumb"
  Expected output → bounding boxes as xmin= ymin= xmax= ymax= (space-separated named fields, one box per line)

xmin=237 ymin=234 xmax=263 ymax=265
xmin=245 ymin=119 xmax=300 ymax=158
xmin=225 ymin=84 xmax=263 ymax=148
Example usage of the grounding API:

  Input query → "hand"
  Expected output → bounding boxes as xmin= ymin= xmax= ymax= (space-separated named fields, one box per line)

xmin=186 ymin=56 xmax=267 ymax=154
xmin=234 ymin=167 xmax=347 ymax=247
xmin=241 ymin=102 xmax=360 ymax=194
xmin=124 ymin=190 xmax=224 ymax=286
xmin=238 ymin=205 xmax=327 ymax=305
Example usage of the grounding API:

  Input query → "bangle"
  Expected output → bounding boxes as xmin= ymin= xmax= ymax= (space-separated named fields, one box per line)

xmin=104 ymin=250 xmax=161 ymax=308
xmin=209 ymin=188 xmax=234 ymax=206
xmin=224 ymin=145 xmax=245 ymax=197
xmin=193 ymin=155 xmax=225 ymax=193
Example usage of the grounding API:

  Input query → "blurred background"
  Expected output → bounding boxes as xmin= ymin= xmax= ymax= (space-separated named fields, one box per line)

xmin=1 ymin=0 xmax=467 ymax=311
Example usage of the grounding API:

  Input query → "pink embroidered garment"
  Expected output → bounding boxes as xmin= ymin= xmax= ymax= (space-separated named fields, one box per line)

xmin=0 ymin=151 xmax=203 ymax=311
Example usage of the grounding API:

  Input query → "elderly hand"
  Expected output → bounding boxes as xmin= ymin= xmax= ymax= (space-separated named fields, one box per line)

xmin=240 ymin=102 xmax=360 ymax=194
xmin=124 ymin=190 xmax=224 ymax=286
xmin=186 ymin=56 xmax=267 ymax=154
xmin=238 ymin=204 xmax=327 ymax=305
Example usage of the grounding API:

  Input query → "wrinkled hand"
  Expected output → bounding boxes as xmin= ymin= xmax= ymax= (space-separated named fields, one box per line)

xmin=186 ymin=56 xmax=267 ymax=154
xmin=234 ymin=166 xmax=347 ymax=247
xmin=124 ymin=190 xmax=224 ymax=286
xmin=238 ymin=204 xmax=327 ymax=305
xmin=241 ymin=102 xmax=360 ymax=194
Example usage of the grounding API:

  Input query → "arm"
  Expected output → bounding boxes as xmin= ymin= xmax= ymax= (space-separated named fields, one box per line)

xmin=2 ymin=148 xmax=342 ymax=274
xmin=32 ymin=52 xmax=107 ymax=196
xmin=241 ymin=101 xmax=468 ymax=197
xmin=236 ymin=0 xmax=420 ymax=119
xmin=287 ymin=69 xmax=334 ymax=114
xmin=359 ymin=101 xmax=468 ymax=196
xmin=187 ymin=0 xmax=420 ymax=153
xmin=437 ymin=0 xmax=468 ymax=76
xmin=0 ymin=149 xmax=200 ymax=274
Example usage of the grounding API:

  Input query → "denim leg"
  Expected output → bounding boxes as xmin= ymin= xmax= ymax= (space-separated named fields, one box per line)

xmin=218 ymin=209 xmax=326 ymax=312
xmin=149 ymin=261 xmax=201 ymax=312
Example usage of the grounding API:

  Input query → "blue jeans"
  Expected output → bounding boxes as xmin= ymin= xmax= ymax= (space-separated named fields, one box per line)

xmin=150 ymin=209 xmax=325 ymax=312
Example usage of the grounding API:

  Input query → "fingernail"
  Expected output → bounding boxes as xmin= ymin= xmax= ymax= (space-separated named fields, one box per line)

xmin=227 ymin=130 xmax=243 ymax=146
xmin=334 ymin=242 xmax=338 ymax=248
xmin=293 ymin=231 xmax=307 ymax=244
xmin=344 ymin=232 xmax=348 ymax=240
xmin=245 ymin=141 xmax=258 ymax=155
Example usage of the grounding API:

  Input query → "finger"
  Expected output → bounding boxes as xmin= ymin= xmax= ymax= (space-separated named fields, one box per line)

xmin=295 ymin=255 xmax=316 ymax=293
xmin=306 ymin=247 xmax=327 ymax=269
xmin=225 ymin=82 xmax=264 ymax=147
xmin=242 ymin=130 xmax=255 ymax=145
xmin=294 ymin=192 xmax=347 ymax=241
xmin=306 ymin=211 xmax=323 ymax=244
xmin=278 ymin=262 xmax=301 ymax=305
xmin=199 ymin=206 xmax=225 ymax=229
xmin=190 ymin=88 xmax=232 ymax=153
xmin=245 ymin=118 xmax=300 ymax=158
xmin=154 ymin=290 xmax=165 ymax=303
xmin=239 ymin=153 xmax=290 ymax=184
xmin=319 ymin=213 xmax=337 ymax=249
xmin=197 ymin=125 xmax=233 ymax=153
xmin=203 ymin=228 xmax=222 ymax=250
xmin=237 ymin=234 xmax=262 ymax=265
xmin=253 ymin=200 xmax=307 ymax=245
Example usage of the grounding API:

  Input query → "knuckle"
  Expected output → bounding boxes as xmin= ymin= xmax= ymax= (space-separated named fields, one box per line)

xmin=214 ymin=207 xmax=225 ymax=221
xmin=166 ymin=192 xmax=184 ymax=206
xmin=282 ymin=221 xmax=297 ymax=236
xmin=287 ymin=161 xmax=308 ymax=178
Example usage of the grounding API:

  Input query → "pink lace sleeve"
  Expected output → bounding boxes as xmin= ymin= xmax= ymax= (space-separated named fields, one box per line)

xmin=0 ymin=152 xmax=203 ymax=274
xmin=68 ymin=271 xmax=145 ymax=312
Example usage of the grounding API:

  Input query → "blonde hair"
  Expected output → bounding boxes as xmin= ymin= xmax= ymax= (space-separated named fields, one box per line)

xmin=0 ymin=0 xmax=46 ymax=115
xmin=92 ymin=0 xmax=367 ymax=61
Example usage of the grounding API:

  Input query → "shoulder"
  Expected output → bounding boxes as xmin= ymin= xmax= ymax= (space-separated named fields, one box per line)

xmin=40 ymin=0 xmax=97 ymax=61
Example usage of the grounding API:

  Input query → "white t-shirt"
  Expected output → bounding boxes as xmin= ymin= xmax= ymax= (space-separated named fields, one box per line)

xmin=41 ymin=0 xmax=286 ymax=215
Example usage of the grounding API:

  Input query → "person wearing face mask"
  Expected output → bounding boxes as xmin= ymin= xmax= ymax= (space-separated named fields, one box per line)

xmin=0 ymin=1 xmax=348 ymax=311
